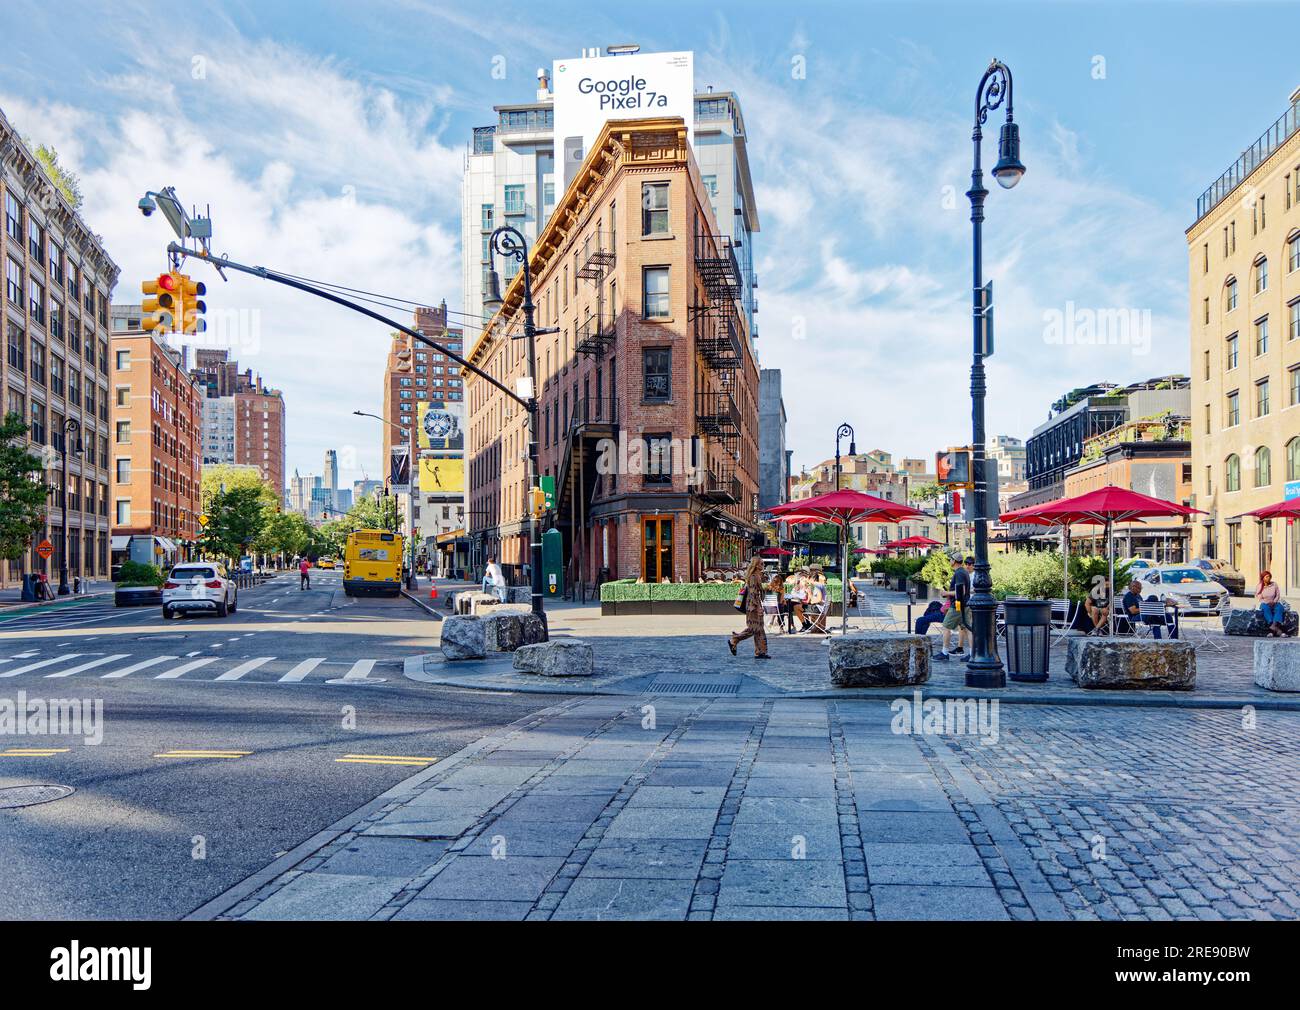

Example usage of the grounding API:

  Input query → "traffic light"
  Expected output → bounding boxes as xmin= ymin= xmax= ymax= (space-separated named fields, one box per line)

xmin=140 ymin=272 xmax=177 ymax=332
xmin=529 ymin=487 xmax=546 ymax=517
xmin=176 ymin=272 xmax=207 ymax=334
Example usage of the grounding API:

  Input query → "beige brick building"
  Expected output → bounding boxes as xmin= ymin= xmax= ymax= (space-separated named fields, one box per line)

xmin=1187 ymin=89 xmax=1300 ymax=591
xmin=1 ymin=109 xmax=116 ymax=590
xmin=464 ymin=116 xmax=761 ymax=585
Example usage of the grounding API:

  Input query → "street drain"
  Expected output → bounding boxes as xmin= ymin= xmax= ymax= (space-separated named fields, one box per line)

xmin=648 ymin=675 xmax=741 ymax=696
xmin=0 ymin=784 xmax=76 ymax=809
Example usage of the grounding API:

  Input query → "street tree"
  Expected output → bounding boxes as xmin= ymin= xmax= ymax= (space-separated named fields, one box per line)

xmin=199 ymin=485 xmax=269 ymax=564
xmin=346 ymin=491 xmax=398 ymax=532
xmin=0 ymin=412 xmax=48 ymax=563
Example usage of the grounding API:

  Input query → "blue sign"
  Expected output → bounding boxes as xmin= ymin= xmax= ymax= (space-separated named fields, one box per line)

xmin=1286 ymin=481 xmax=1300 ymax=501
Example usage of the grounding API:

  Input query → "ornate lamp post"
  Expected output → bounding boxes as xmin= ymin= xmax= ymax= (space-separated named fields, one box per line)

xmin=965 ymin=59 xmax=1025 ymax=688
xmin=485 ymin=225 xmax=558 ymax=630
xmin=834 ymin=423 xmax=856 ymax=492
xmin=57 ymin=418 xmax=83 ymax=595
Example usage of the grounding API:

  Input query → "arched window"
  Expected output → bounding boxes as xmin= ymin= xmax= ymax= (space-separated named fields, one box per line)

xmin=1226 ymin=454 xmax=1241 ymax=492
xmin=1225 ymin=276 xmax=1239 ymax=312
xmin=1288 ymin=230 xmax=1300 ymax=273
xmin=1255 ymin=446 xmax=1271 ymax=487
xmin=1255 ymin=256 xmax=1268 ymax=294
xmin=1287 ymin=437 xmax=1300 ymax=482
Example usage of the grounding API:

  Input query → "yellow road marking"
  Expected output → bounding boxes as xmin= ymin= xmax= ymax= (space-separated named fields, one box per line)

xmin=1 ymin=747 xmax=71 ymax=756
xmin=335 ymin=754 xmax=438 ymax=766
xmin=153 ymin=749 xmax=251 ymax=759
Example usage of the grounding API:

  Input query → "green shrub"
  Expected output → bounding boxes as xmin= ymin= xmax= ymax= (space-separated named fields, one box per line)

xmin=118 ymin=561 xmax=163 ymax=588
xmin=919 ymin=551 xmax=955 ymax=592
xmin=1069 ymin=555 xmax=1132 ymax=603
xmin=990 ymin=551 xmax=1067 ymax=600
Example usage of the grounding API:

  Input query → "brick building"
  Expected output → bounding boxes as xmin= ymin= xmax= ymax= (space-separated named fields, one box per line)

xmin=464 ymin=116 xmax=761 ymax=585
xmin=109 ymin=330 xmax=203 ymax=567
xmin=180 ymin=347 xmax=285 ymax=492
xmin=1 ymin=108 xmax=116 ymax=590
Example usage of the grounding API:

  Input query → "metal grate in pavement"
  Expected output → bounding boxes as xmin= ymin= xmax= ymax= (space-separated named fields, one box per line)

xmin=648 ymin=674 xmax=741 ymax=696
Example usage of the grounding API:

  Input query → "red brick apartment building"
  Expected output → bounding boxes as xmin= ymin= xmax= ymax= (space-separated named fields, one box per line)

xmin=464 ymin=117 xmax=761 ymax=584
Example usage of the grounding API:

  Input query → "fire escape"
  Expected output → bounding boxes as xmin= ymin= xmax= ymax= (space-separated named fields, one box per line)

xmin=692 ymin=229 xmax=744 ymax=502
xmin=576 ymin=231 xmax=616 ymax=358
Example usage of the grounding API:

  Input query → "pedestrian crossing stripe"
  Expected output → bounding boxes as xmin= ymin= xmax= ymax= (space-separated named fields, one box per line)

xmin=154 ymin=750 xmax=251 ymax=759
xmin=0 ymin=653 xmax=383 ymax=683
xmin=335 ymin=754 xmax=438 ymax=766
xmin=1 ymin=747 xmax=71 ymax=756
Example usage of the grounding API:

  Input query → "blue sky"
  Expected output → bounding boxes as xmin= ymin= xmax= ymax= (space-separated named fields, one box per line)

xmin=2 ymin=0 xmax=1296 ymax=486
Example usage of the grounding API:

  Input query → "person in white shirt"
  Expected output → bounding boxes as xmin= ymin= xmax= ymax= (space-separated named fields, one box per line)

xmin=483 ymin=556 xmax=506 ymax=603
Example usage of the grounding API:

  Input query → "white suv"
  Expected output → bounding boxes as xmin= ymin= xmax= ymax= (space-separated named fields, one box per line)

xmin=162 ymin=563 xmax=238 ymax=619
xmin=1134 ymin=565 xmax=1229 ymax=616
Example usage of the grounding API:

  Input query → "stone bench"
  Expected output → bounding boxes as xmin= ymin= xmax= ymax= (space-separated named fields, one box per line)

xmin=484 ymin=612 xmax=546 ymax=653
xmin=453 ymin=591 xmax=501 ymax=616
xmin=440 ymin=615 xmax=486 ymax=660
xmin=1254 ymin=640 xmax=1300 ymax=692
xmin=1066 ymin=637 xmax=1195 ymax=690
xmin=1223 ymin=606 xmax=1299 ymax=637
xmin=829 ymin=633 xmax=930 ymax=688
xmin=513 ymin=639 xmax=594 ymax=677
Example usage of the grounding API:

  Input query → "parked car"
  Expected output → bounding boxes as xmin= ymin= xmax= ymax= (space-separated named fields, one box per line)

xmin=1121 ymin=557 xmax=1156 ymax=571
xmin=317 ymin=557 xmax=336 ymax=570
xmin=1188 ymin=557 xmax=1246 ymax=596
xmin=162 ymin=563 xmax=238 ymax=619
xmin=1135 ymin=565 xmax=1230 ymax=615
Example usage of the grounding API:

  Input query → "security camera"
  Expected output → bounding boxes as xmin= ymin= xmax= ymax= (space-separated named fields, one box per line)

xmin=138 ymin=195 xmax=156 ymax=217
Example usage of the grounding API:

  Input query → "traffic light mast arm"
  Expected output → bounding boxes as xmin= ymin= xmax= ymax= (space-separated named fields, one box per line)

xmin=166 ymin=242 xmax=530 ymax=410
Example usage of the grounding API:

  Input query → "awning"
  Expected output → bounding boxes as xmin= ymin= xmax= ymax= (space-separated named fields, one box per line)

xmin=155 ymin=537 xmax=177 ymax=552
xmin=111 ymin=536 xmax=130 ymax=550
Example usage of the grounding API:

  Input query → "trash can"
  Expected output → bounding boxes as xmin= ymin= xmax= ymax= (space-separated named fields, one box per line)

xmin=1004 ymin=598 xmax=1052 ymax=682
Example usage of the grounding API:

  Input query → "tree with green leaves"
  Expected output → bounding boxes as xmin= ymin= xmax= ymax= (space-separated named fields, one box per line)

xmin=345 ymin=491 xmax=399 ymax=533
xmin=256 ymin=511 xmax=312 ymax=560
xmin=0 ymin=412 xmax=48 ymax=563
xmin=24 ymin=140 xmax=84 ymax=210
xmin=198 ymin=484 xmax=269 ymax=565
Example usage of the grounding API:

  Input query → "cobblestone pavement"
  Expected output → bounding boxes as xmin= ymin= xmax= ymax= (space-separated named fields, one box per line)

xmin=209 ymin=695 xmax=1300 ymax=921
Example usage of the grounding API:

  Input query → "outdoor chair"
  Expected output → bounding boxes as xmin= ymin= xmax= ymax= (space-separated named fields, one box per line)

xmin=1133 ymin=599 xmax=1178 ymax=639
xmin=1048 ymin=598 xmax=1077 ymax=647
xmin=994 ymin=602 xmax=1007 ymax=640
xmin=858 ymin=598 xmax=901 ymax=633
xmin=762 ymin=592 xmax=786 ymax=633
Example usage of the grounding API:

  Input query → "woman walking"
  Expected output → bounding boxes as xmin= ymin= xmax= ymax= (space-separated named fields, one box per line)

xmin=1256 ymin=570 xmax=1286 ymax=636
xmin=729 ymin=556 xmax=770 ymax=659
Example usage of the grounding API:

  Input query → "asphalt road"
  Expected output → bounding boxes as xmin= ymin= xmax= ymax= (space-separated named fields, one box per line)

xmin=0 ymin=570 xmax=551 ymax=919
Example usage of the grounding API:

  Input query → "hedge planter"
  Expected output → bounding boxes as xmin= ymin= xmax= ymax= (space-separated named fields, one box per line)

xmin=600 ymin=579 xmax=845 ymax=617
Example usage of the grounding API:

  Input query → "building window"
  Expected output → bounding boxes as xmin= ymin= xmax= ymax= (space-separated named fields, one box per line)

xmin=1291 ymin=365 xmax=1300 ymax=408
xmin=642 ymin=348 xmax=671 ymax=401
xmin=1255 ymin=257 xmax=1268 ymax=294
xmin=1226 ymin=390 xmax=1240 ymax=427
xmin=1254 ymin=446 xmax=1272 ymax=487
xmin=115 ymin=421 xmax=130 ymax=444
xmin=481 ymin=203 xmax=493 ymax=231
xmin=115 ymin=500 xmax=130 ymax=525
xmin=1257 ymin=378 xmax=1270 ymax=417
xmin=6 ymin=323 xmax=23 ymax=370
xmin=1226 ymin=333 xmax=1238 ymax=369
xmin=5 ymin=257 xmax=21 ymax=304
xmin=1255 ymin=317 xmax=1269 ymax=356
xmin=29 ymin=401 xmax=45 ymax=444
xmin=1290 ymin=299 xmax=1300 ymax=341
xmin=115 ymin=459 xmax=130 ymax=484
xmin=1290 ymin=233 xmax=1300 ymax=273
xmin=1287 ymin=437 xmax=1300 ymax=482
xmin=115 ymin=349 xmax=130 ymax=370
xmin=644 ymin=434 xmax=673 ymax=484
xmin=1225 ymin=454 xmax=1240 ymax=492
xmin=642 ymin=182 xmax=669 ymax=235
xmin=503 ymin=185 xmax=525 ymax=215
xmin=1225 ymin=277 xmax=1238 ymax=312
xmin=29 ymin=342 xmax=44 ymax=384
xmin=642 ymin=266 xmax=670 ymax=319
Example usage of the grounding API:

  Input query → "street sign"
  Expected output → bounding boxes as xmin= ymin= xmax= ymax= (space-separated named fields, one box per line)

xmin=198 ymin=513 xmax=210 ymax=528
xmin=36 ymin=540 xmax=53 ymax=560
xmin=540 ymin=475 xmax=555 ymax=510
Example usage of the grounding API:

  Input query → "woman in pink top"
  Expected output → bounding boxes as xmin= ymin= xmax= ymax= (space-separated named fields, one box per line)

xmin=1256 ymin=570 xmax=1285 ymax=636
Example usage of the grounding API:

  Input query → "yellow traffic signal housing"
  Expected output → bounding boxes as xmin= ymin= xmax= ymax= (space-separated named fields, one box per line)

xmin=529 ymin=487 xmax=546 ymax=517
xmin=176 ymin=272 xmax=207 ymax=334
xmin=140 ymin=272 xmax=177 ymax=332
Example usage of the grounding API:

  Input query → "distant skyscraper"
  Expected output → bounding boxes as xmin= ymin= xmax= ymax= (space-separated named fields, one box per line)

xmin=324 ymin=450 xmax=338 ymax=514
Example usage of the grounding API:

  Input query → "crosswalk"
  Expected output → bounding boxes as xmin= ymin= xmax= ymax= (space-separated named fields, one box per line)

xmin=0 ymin=650 xmax=388 ymax=684
xmin=0 ymin=598 xmax=124 ymax=631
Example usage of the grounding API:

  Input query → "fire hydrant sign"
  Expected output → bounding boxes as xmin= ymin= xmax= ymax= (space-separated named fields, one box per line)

xmin=36 ymin=539 xmax=53 ymax=560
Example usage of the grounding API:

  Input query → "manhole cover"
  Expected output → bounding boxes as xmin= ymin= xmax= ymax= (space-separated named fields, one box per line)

xmin=0 ymin=784 xmax=76 ymax=809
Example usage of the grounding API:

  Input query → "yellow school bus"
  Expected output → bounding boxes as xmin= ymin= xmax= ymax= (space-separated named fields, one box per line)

xmin=343 ymin=529 xmax=403 ymax=597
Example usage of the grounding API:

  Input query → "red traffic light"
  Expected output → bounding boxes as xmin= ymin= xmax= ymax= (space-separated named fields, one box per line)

xmin=157 ymin=272 xmax=177 ymax=291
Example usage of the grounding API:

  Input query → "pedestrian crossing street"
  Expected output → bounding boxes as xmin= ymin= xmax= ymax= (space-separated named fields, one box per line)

xmin=0 ymin=650 xmax=386 ymax=685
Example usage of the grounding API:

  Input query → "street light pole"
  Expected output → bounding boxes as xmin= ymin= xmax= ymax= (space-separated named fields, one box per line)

xmin=965 ymin=59 xmax=1025 ymax=689
xmin=57 ymin=418 xmax=82 ymax=596
xmin=487 ymin=225 xmax=557 ymax=635
xmin=833 ymin=423 xmax=856 ymax=622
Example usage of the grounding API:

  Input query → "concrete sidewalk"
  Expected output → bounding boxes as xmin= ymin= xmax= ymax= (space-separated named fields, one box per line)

xmin=198 ymin=690 xmax=1300 ymax=922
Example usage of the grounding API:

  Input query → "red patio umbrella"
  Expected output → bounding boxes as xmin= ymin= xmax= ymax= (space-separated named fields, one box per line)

xmin=1232 ymin=497 xmax=1300 ymax=592
xmin=770 ymin=490 xmax=924 ymax=634
xmin=1002 ymin=486 xmax=1202 ymax=634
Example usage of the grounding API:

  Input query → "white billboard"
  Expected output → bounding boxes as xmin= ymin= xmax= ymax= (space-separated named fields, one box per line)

xmin=553 ymin=50 xmax=694 ymax=190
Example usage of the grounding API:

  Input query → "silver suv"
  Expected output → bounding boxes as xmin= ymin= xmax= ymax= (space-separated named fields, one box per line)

xmin=1135 ymin=565 xmax=1229 ymax=615
xmin=162 ymin=563 xmax=238 ymax=619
